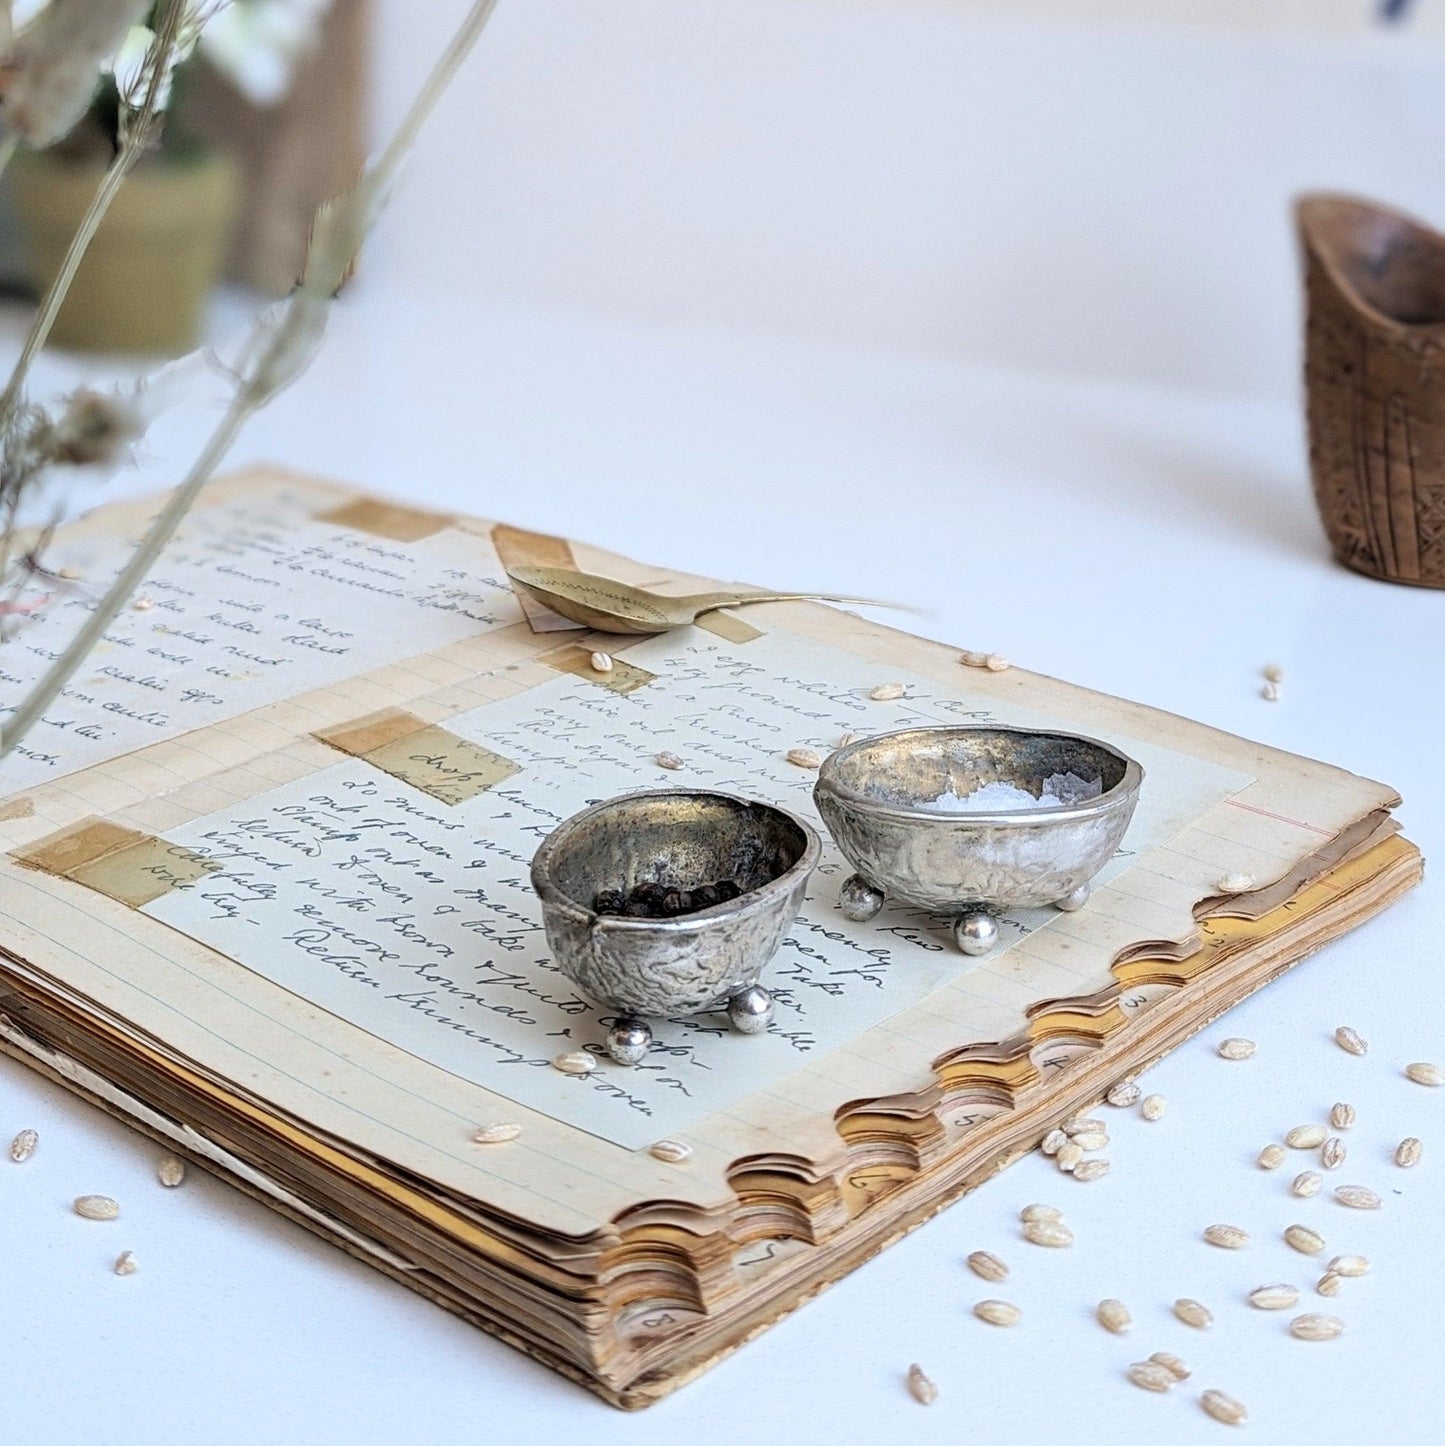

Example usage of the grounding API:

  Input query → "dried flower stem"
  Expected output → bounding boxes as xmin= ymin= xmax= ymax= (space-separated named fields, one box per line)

xmin=0 ymin=0 xmax=500 ymax=763
xmin=0 ymin=3 xmax=188 ymax=438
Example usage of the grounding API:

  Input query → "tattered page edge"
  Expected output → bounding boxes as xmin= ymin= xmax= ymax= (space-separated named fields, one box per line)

xmin=0 ymin=831 xmax=1422 ymax=1407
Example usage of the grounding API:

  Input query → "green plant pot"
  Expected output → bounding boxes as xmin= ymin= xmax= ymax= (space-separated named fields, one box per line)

xmin=10 ymin=149 xmax=241 ymax=355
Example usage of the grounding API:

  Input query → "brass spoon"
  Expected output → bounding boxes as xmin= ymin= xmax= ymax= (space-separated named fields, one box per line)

xmin=506 ymin=564 xmax=898 ymax=635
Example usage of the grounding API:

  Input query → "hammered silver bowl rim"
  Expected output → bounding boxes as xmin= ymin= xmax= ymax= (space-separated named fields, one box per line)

xmin=529 ymin=787 xmax=822 ymax=935
xmin=815 ymin=724 xmax=1145 ymax=828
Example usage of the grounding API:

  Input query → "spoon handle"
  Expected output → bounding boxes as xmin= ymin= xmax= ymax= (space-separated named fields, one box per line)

xmin=689 ymin=591 xmax=904 ymax=616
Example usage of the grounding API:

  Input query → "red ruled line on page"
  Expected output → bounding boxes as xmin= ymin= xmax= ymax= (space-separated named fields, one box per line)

xmin=1225 ymin=797 xmax=1336 ymax=838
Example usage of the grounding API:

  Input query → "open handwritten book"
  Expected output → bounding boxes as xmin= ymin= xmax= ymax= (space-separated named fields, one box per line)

xmin=0 ymin=470 xmax=1420 ymax=1407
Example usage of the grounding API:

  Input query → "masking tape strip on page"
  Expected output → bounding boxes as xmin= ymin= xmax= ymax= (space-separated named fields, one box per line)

xmin=490 ymin=523 xmax=587 ymax=634
xmin=316 ymin=498 xmax=455 ymax=543
xmin=696 ymin=611 xmax=763 ymax=644
xmin=315 ymin=708 xmax=521 ymax=805
xmin=12 ymin=818 xmax=218 ymax=908
xmin=540 ymin=644 xmax=658 ymax=695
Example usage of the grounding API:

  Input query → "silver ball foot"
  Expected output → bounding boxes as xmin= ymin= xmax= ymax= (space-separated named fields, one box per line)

xmin=839 ymin=873 xmax=885 ymax=922
xmin=727 ymin=984 xmax=774 ymax=1034
xmin=1054 ymin=883 xmax=1091 ymax=913
xmin=953 ymin=910 xmax=1000 ymax=956
xmin=606 ymin=1017 xmax=653 ymax=1066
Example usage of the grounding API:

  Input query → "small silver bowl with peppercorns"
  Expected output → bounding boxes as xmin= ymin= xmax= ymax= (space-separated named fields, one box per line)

xmin=530 ymin=789 xmax=821 ymax=1065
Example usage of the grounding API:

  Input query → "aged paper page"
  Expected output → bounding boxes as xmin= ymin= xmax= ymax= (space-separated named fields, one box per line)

xmin=142 ymin=628 xmax=1252 ymax=1148
xmin=0 ymin=483 xmax=521 ymax=792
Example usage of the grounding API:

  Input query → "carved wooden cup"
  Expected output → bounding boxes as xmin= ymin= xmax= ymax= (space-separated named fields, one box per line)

xmin=1298 ymin=193 xmax=1445 ymax=587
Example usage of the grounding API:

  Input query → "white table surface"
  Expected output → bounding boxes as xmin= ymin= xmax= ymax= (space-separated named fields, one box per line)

xmin=4 ymin=284 xmax=1443 ymax=1444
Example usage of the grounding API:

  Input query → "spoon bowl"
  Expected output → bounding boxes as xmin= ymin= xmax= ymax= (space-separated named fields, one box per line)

xmin=507 ymin=564 xmax=898 ymax=634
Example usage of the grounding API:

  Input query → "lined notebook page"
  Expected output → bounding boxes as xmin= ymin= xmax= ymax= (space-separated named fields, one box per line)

xmin=0 ymin=470 xmax=1399 ymax=1236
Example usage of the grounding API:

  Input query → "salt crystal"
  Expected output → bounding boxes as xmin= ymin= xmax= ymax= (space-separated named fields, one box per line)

xmin=922 ymin=772 xmax=1102 ymax=814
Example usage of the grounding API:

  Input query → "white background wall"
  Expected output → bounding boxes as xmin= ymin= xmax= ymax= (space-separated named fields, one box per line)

xmin=367 ymin=0 xmax=1445 ymax=403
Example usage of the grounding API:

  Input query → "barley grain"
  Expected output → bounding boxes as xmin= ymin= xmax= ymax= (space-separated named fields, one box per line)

xmin=1248 ymin=1283 xmax=1299 ymax=1311
xmin=1127 ymin=1361 xmax=1176 ymax=1393
xmin=1106 ymin=1081 xmax=1141 ymax=1107
xmin=959 ymin=651 xmax=990 ymax=668
xmin=1291 ymin=1171 xmax=1323 ymax=1198
xmin=1217 ymin=871 xmax=1256 ymax=893
xmin=1056 ymin=1142 xmax=1084 ymax=1173
xmin=1063 ymin=1115 xmax=1105 ymax=1135
xmin=1141 ymin=1094 xmax=1166 ymax=1121
xmin=473 ymin=1123 xmax=522 ymax=1144
xmin=984 ymin=653 xmax=1011 ymax=672
xmin=1216 ymin=1038 xmax=1256 ymax=1061
xmin=1149 ymin=1352 xmax=1191 ymax=1381
xmin=973 ymin=1299 xmax=1022 ymax=1327
xmin=869 ymin=682 xmax=905 ymax=701
xmin=650 ymin=1139 xmax=692 ymax=1164
xmin=9 ymin=1128 xmax=38 ymax=1162
xmin=1328 ymin=1254 xmax=1369 ymax=1277
xmin=907 ymin=1364 xmax=938 ymax=1405
xmin=1261 ymin=679 xmax=1281 ymax=702
xmin=589 ymin=651 xmax=614 ymax=673
xmin=1333 ymin=1184 xmax=1381 ymax=1210
xmin=1258 ymin=1144 xmax=1287 ymax=1170
xmin=1073 ymin=1159 xmax=1110 ymax=1182
xmin=1263 ymin=663 xmax=1285 ymax=684
xmin=1395 ymin=1137 xmax=1423 ymax=1168
xmin=1284 ymin=1224 xmax=1326 ymax=1255
xmin=1405 ymin=1062 xmax=1444 ymax=1087
xmin=1072 ymin=1131 xmax=1109 ymax=1152
xmin=1330 ymin=1102 xmax=1356 ymax=1131
xmin=1019 ymin=1203 xmax=1063 ymax=1224
xmin=74 ymin=1195 xmax=120 ymax=1221
xmin=1203 ymin=1224 xmax=1249 ymax=1250
xmin=1334 ymin=1026 xmax=1368 ymax=1056
xmin=157 ymin=1155 xmax=186 ymax=1188
xmin=1316 ymin=1272 xmax=1343 ymax=1297
xmin=1286 ymin=1124 xmax=1327 ymax=1150
xmin=1174 ymin=1298 xmax=1213 ymax=1329
xmin=1041 ymin=1128 xmax=1067 ymax=1156
xmin=1096 ymin=1298 xmax=1131 ymax=1334
xmin=655 ymin=751 xmax=685 ymax=770
xmin=552 ymin=1050 xmax=597 ymax=1075
xmin=786 ymin=746 xmax=824 ymax=770
xmin=114 ymin=1251 xmax=138 ymax=1276
xmin=1022 ymin=1219 xmax=1074 ymax=1248
xmin=1200 ymin=1389 xmax=1248 ymax=1426
xmin=1320 ymin=1137 xmax=1346 ymax=1171
xmin=1290 ymin=1312 xmax=1344 ymax=1341
xmin=966 ymin=1250 xmax=1009 ymax=1283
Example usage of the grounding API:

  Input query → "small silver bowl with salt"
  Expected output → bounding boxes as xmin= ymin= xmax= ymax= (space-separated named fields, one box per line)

xmin=813 ymin=725 xmax=1144 ymax=955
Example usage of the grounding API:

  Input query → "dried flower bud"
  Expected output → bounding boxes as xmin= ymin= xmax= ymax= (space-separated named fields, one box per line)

xmin=48 ymin=389 xmax=143 ymax=468
xmin=0 ymin=0 xmax=151 ymax=146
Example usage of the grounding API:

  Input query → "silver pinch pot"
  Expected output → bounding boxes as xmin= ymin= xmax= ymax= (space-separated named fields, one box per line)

xmin=813 ymin=725 xmax=1143 ymax=956
xmin=530 ymin=789 xmax=821 ymax=1065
